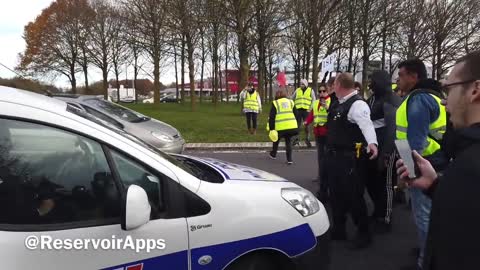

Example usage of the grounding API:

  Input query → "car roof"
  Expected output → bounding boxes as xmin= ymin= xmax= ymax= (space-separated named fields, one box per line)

xmin=0 ymin=86 xmax=67 ymax=112
xmin=51 ymin=94 xmax=101 ymax=102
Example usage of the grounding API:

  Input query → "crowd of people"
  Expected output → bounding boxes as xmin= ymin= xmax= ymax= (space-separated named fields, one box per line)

xmin=245 ymin=50 xmax=480 ymax=270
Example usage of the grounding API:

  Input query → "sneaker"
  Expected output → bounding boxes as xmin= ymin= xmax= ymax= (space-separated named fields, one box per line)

xmin=269 ymin=152 xmax=276 ymax=160
xmin=287 ymin=161 xmax=293 ymax=165
xmin=305 ymin=140 xmax=312 ymax=148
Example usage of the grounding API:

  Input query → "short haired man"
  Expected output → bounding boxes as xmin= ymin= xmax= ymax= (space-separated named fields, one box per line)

xmin=396 ymin=50 xmax=480 ymax=270
xmin=396 ymin=59 xmax=448 ymax=269
xmin=326 ymin=73 xmax=378 ymax=249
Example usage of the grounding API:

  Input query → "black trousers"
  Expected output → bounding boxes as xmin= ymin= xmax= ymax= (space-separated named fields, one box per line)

xmin=365 ymin=152 xmax=395 ymax=224
xmin=316 ymin=136 xmax=327 ymax=181
xmin=245 ymin=112 xmax=258 ymax=129
xmin=271 ymin=132 xmax=295 ymax=162
xmin=326 ymin=151 xmax=369 ymax=233
xmin=295 ymin=108 xmax=310 ymax=141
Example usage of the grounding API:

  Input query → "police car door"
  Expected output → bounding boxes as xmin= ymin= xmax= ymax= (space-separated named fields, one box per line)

xmin=0 ymin=118 xmax=189 ymax=270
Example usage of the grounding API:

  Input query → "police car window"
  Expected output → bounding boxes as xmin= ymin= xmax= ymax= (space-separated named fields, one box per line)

xmin=109 ymin=150 xmax=165 ymax=218
xmin=0 ymin=118 xmax=121 ymax=226
xmin=82 ymin=105 xmax=124 ymax=129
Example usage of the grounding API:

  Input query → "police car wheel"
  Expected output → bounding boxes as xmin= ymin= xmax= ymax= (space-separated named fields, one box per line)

xmin=227 ymin=253 xmax=277 ymax=270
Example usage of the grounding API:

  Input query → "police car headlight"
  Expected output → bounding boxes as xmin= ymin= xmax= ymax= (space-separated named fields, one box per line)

xmin=281 ymin=188 xmax=320 ymax=217
xmin=152 ymin=132 xmax=173 ymax=142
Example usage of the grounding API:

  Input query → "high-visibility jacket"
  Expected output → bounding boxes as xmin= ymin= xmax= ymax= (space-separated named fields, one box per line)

xmin=243 ymin=91 xmax=259 ymax=111
xmin=312 ymin=97 xmax=331 ymax=127
xmin=396 ymin=92 xmax=447 ymax=156
xmin=294 ymin=87 xmax=313 ymax=110
xmin=273 ymin=98 xmax=298 ymax=131
xmin=392 ymin=83 xmax=398 ymax=91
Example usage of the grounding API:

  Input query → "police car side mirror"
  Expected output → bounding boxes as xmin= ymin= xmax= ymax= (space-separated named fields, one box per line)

xmin=121 ymin=185 xmax=151 ymax=231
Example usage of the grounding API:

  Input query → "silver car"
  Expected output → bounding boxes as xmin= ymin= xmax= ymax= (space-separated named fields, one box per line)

xmin=53 ymin=95 xmax=185 ymax=153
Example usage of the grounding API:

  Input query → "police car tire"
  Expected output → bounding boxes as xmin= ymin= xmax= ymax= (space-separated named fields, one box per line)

xmin=227 ymin=253 xmax=277 ymax=270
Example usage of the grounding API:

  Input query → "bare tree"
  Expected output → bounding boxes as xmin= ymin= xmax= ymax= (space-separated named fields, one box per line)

xmin=123 ymin=0 xmax=167 ymax=104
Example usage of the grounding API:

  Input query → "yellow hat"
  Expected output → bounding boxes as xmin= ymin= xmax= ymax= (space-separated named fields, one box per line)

xmin=269 ymin=130 xmax=278 ymax=142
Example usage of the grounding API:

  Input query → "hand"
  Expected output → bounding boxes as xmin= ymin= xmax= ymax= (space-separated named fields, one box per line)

xmin=38 ymin=199 xmax=55 ymax=216
xmin=396 ymin=150 xmax=437 ymax=190
xmin=367 ymin=144 xmax=378 ymax=160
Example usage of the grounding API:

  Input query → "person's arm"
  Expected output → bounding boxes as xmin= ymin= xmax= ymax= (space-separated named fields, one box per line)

xmin=269 ymin=103 xmax=276 ymax=130
xmin=348 ymin=101 xmax=378 ymax=146
xmin=290 ymin=89 xmax=297 ymax=100
xmin=305 ymin=110 xmax=314 ymax=126
xmin=406 ymin=94 xmax=440 ymax=152
xmin=257 ymin=94 xmax=262 ymax=113
xmin=382 ymin=102 xmax=397 ymax=155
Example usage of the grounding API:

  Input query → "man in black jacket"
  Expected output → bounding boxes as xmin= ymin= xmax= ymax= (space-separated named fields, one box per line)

xmin=366 ymin=70 xmax=402 ymax=232
xmin=396 ymin=50 xmax=480 ymax=270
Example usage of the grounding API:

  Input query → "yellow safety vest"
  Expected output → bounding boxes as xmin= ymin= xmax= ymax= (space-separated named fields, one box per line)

xmin=294 ymin=87 xmax=313 ymax=110
xmin=273 ymin=98 xmax=298 ymax=131
xmin=243 ymin=91 xmax=259 ymax=111
xmin=312 ymin=97 xmax=331 ymax=127
xmin=392 ymin=83 xmax=398 ymax=91
xmin=396 ymin=92 xmax=447 ymax=156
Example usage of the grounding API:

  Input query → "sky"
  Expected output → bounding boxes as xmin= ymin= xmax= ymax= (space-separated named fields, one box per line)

xmin=0 ymin=1 xmax=54 ymax=80
xmin=0 ymin=0 xmax=177 ymax=88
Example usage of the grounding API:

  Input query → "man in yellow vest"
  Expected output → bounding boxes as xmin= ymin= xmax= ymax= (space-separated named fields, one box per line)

xmin=241 ymin=83 xmax=262 ymax=135
xmin=268 ymin=90 xmax=299 ymax=164
xmin=292 ymin=79 xmax=316 ymax=147
xmin=304 ymin=83 xmax=330 ymax=201
xmin=395 ymin=59 xmax=448 ymax=270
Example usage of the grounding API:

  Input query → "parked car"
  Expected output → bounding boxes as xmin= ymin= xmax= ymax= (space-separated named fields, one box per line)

xmin=0 ymin=86 xmax=330 ymax=270
xmin=52 ymin=94 xmax=185 ymax=153
xmin=160 ymin=94 xmax=179 ymax=103
xmin=222 ymin=94 xmax=239 ymax=102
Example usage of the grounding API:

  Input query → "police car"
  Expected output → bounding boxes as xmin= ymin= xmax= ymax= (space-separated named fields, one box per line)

xmin=0 ymin=86 xmax=330 ymax=270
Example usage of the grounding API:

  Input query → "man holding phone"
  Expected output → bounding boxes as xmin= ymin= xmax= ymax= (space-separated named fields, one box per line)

xmin=396 ymin=50 xmax=480 ymax=270
xmin=396 ymin=59 xmax=448 ymax=269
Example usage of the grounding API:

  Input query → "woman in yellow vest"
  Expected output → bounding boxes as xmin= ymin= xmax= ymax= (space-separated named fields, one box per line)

xmin=304 ymin=83 xmax=331 ymax=201
xmin=268 ymin=90 xmax=299 ymax=165
xmin=241 ymin=83 xmax=262 ymax=135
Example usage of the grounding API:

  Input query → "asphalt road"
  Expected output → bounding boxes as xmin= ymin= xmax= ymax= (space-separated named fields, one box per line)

xmin=186 ymin=149 xmax=418 ymax=270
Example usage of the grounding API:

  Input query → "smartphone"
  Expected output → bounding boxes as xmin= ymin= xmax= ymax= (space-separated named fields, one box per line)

xmin=394 ymin=140 xmax=418 ymax=179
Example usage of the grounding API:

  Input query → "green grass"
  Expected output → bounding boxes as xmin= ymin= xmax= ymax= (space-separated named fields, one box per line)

xmin=124 ymin=102 xmax=271 ymax=143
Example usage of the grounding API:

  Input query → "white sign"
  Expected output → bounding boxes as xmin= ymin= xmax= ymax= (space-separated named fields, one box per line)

xmin=321 ymin=53 xmax=337 ymax=73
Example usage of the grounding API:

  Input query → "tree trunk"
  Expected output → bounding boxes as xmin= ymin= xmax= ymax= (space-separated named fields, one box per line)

xmin=186 ymin=33 xmax=196 ymax=111
xmin=268 ymin=52 xmax=273 ymax=103
xmin=102 ymin=68 xmax=109 ymax=100
xmin=180 ymin=35 xmax=186 ymax=103
xmin=238 ymin=34 xmax=250 ymax=94
xmin=312 ymin=33 xmax=320 ymax=92
xmin=200 ymin=32 xmax=205 ymax=103
xmin=153 ymin=54 xmax=161 ymax=104
xmin=225 ymin=34 xmax=229 ymax=102
xmin=174 ymin=42 xmax=179 ymax=102
xmin=70 ymin=63 xmax=77 ymax=94
xmin=361 ymin=39 xmax=369 ymax=97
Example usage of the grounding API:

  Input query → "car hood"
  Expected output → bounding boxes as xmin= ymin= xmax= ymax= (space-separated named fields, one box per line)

xmin=133 ymin=118 xmax=180 ymax=137
xmin=183 ymin=156 xmax=287 ymax=182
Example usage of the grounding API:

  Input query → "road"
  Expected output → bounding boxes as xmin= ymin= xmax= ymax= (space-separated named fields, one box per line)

xmin=186 ymin=149 xmax=418 ymax=270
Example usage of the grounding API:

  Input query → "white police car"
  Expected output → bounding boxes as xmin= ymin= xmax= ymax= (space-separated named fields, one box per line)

xmin=0 ymin=86 xmax=330 ymax=270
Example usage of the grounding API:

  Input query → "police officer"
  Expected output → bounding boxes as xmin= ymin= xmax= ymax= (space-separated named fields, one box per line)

xmin=326 ymin=73 xmax=378 ymax=249
xmin=292 ymin=79 xmax=316 ymax=147
xmin=269 ymin=90 xmax=298 ymax=164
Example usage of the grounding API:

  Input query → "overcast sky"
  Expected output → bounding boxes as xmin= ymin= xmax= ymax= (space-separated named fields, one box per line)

xmin=0 ymin=0 xmax=177 ymax=88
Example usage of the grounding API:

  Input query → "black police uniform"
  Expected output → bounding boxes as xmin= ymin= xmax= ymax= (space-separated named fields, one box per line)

xmin=326 ymin=94 xmax=371 ymax=246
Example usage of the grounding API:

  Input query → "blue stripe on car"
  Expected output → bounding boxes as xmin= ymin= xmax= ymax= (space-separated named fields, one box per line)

xmin=103 ymin=223 xmax=316 ymax=270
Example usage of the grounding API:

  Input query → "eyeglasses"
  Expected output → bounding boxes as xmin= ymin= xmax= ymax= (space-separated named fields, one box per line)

xmin=442 ymin=79 xmax=478 ymax=95
xmin=319 ymin=90 xmax=327 ymax=93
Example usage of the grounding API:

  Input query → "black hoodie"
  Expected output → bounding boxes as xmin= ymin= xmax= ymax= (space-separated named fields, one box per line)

xmin=423 ymin=123 xmax=480 ymax=270
xmin=367 ymin=70 xmax=401 ymax=156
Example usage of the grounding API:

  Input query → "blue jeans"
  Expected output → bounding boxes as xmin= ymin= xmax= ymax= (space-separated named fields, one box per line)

xmin=409 ymin=187 xmax=432 ymax=268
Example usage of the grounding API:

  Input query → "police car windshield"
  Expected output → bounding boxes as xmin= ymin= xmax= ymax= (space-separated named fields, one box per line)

xmin=66 ymin=104 xmax=194 ymax=174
